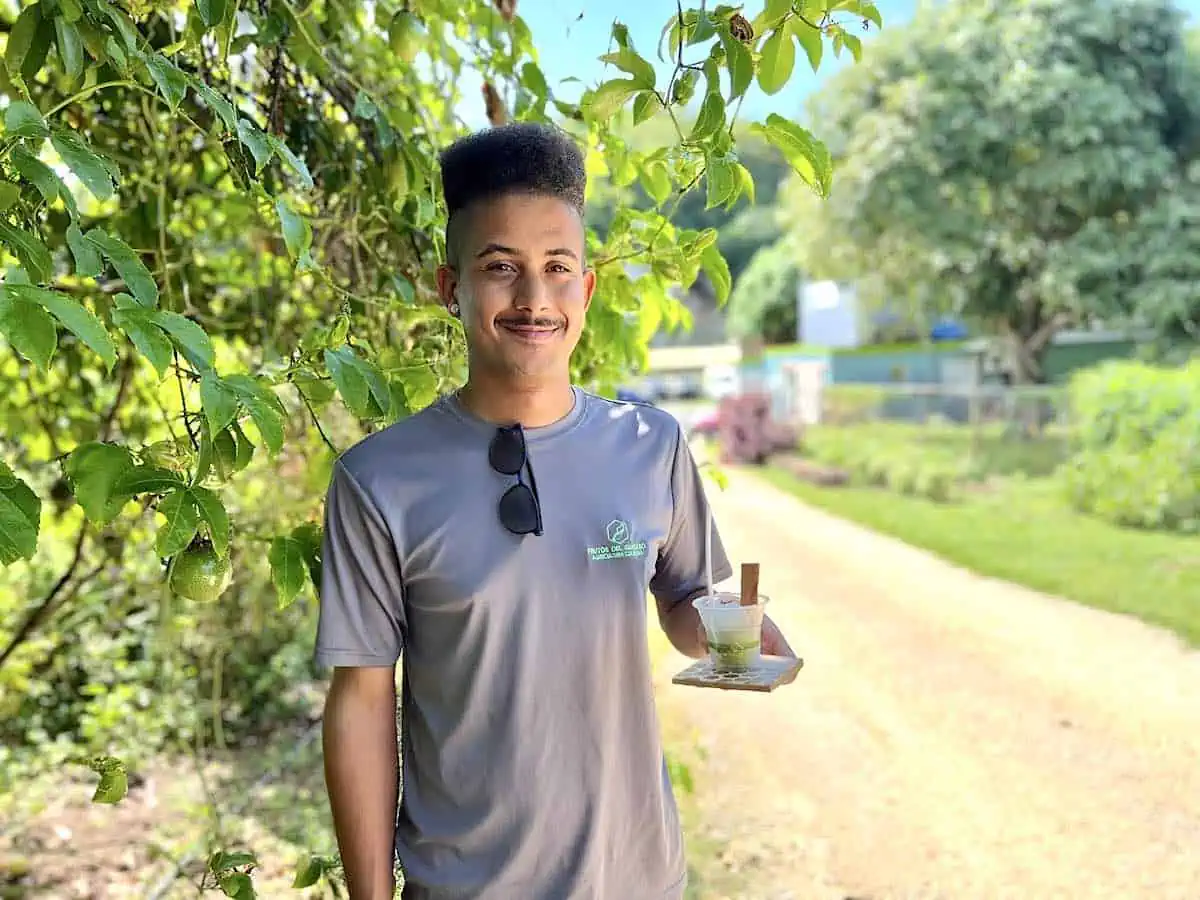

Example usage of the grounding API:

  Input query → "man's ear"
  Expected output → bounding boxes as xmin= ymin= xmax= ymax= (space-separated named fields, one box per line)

xmin=582 ymin=267 xmax=597 ymax=313
xmin=436 ymin=265 xmax=459 ymax=316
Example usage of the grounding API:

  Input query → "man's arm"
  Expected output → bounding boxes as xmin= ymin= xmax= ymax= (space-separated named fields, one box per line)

xmin=314 ymin=460 xmax=407 ymax=898
xmin=650 ymin=424 xmax=733 ymax=656
xmin=660 ymin=588 xmax=709 ymax=659
xmin=323 ymin=666 xmax=399 ymax=900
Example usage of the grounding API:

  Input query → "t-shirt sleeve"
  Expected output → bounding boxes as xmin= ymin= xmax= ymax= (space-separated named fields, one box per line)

xmin=314 ymin=459 xmax=406 ymax=668
xmin=649 ymin=423 xmax=733 ymax=617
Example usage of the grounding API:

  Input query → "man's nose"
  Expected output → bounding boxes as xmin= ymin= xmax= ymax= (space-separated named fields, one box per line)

xmin=513 ymin=272 xmax=553 ymax=312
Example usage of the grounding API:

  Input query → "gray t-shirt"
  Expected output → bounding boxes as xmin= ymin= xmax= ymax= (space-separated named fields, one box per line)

xmin=315 ymin=387 xmax=732 ymax=900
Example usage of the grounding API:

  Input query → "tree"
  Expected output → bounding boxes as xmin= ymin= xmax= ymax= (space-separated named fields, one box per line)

xmin=785 ymin=0 xmax=1200 ymax=381
xmin=726 ymin=233 xmax=801 ymax=342
xmin=0 ymin=0 xmax=876 ymax=879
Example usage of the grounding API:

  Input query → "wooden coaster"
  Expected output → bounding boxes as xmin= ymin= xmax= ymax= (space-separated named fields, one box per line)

xmin=671 ymin=654 xmax=804 ymax=693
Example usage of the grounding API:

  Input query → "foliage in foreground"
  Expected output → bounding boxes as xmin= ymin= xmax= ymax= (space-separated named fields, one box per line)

xmin=1061 ymin=359 xmax=1200 ymax=532
xmin=783 ymin=0 xmax=1200 ymax=380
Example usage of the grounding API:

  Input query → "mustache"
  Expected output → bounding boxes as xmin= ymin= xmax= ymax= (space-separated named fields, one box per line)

xmin=495 ymin=315 xmax=564 ymax=328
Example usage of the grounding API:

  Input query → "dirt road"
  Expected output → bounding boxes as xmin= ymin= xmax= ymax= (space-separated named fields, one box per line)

xmin=656 ymin=468 xmax=1200 ymax=900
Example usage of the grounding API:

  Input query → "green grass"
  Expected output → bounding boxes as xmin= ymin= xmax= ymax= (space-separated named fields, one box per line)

xmin=756 ymin=467 xmax=1200 ymax=647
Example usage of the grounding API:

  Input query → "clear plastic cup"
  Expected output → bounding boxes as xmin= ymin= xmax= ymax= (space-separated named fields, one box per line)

xmin=692 ymin=591 xmax=769 ymax=673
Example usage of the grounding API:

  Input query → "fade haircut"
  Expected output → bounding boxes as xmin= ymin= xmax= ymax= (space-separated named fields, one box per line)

xmin=439 ymin=122 xmax=587 ymax=267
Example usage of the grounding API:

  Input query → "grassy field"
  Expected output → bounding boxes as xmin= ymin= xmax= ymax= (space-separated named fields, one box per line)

xmin=760 ymin=423 xmax=1200 ymax=648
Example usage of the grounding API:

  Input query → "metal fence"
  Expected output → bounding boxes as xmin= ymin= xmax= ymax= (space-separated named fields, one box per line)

xmin=770 ymin=376 xmax=1076 ymax=478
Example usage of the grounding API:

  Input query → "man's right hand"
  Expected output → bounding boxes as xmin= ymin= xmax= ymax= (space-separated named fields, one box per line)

xmin=323 ymin=666 xmax=400 ymax=899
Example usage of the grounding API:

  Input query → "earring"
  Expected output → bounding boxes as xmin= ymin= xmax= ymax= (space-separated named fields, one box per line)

xmin=449 ymin=302 xmax=460 ymax=316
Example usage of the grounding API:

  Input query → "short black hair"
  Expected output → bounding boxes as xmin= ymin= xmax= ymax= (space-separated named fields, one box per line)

xmin=439 ymin=122 xmax=587 ymax=264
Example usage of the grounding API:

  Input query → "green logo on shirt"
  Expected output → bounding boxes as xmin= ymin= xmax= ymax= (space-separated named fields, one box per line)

xmin=588 ymin=519 xmax=648 ymax=562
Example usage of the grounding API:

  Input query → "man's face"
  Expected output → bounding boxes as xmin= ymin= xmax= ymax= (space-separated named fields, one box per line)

xmin=437 ymin=192 xmax=596 ymax=380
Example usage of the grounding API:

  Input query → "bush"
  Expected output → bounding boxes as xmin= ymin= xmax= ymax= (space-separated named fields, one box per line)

xmin=803 ymin=426 xmax=963 ymax=503
xmin=1062 ymin=360 xmax=1200 ymax=531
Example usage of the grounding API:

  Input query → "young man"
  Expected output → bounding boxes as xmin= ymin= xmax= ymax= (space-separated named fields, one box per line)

xmin=315 ymin=122 xmax=795 ymax=900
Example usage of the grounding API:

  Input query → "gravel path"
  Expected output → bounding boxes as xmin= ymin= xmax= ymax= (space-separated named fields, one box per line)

xmin=657 ymin=467 xmax=1200 ymax=900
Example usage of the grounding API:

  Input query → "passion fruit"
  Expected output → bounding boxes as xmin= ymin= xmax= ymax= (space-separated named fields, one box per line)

xmin=387 ymin=11 xmax=423 ymax=64
xmin=168 ymin=539 xmax=233 ymax=602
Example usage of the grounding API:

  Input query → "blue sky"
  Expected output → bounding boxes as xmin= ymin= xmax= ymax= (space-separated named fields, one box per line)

xmin=460 ymin=0 xmax=1200 ymax=126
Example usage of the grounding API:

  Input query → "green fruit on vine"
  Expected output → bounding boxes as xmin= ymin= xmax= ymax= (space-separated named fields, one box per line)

xmin=168 ymin=539 xmax=233 ymax=602
xmin=387 ymin=11 xmax=423 ymax=64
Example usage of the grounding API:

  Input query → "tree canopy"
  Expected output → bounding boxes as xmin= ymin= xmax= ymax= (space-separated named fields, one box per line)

xmin=785 ymin=0 xmax=1200 ymax=379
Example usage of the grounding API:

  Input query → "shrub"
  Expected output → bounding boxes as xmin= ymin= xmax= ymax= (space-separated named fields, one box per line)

xmin=1063 ymin=360 xmax=1200 ymax=531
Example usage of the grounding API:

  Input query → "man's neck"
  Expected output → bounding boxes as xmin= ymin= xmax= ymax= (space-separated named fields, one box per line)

xmin=457 ymin=377 xmax=576 ymax=428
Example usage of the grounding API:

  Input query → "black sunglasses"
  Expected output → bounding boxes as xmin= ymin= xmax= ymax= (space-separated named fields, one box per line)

xmin=488 ymin=425 xmax=543 ymax=536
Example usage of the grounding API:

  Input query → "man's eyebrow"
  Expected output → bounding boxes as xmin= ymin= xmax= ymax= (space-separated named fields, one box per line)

xmin=475 ymin=243 xmax=520 ymax=259
xmin=546 ymin=247 xmax=579 ymax=261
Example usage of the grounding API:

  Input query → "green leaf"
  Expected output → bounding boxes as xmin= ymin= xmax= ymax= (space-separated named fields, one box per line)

xmin=701 ymin=242 xmax=732 ymax=305
xmin=705 ymin=156 xmax=738 ymax=210
xmin=290 ymin=522 xmax=322 ymax=587
xmin=144 ymin=53 xmax=188 ymax=110
xmin=275 ymin=198 xmax=312 ymax=262
xmin=7 ymin=285 xmax=116 ymax=369
xmin=268 ymin=136 xmax=314 ymax=189
xmin=0 ymin=292 xmax=57 ymax=370
xmin=99 ymin=4 xmax=138 ymax=51
xmin=11 ymin=146 xmax=78 ymax=220
xmin=632 ymin=90 xmax=659 ymax=126
xmin=292 ymin=856 xmax=323 ymax=890
xmin=0 ymin=220 xmax=53 ymax=284
xmin=790 ymin=16 xmax=823 ymax=71
xmin=196 ymin=0 xmax=228 ymax=28
xmin=398 ymin=366 xmax=439 ymax=412
xmin=66 ymin=224 xmax=102 ymax=276
xmin=189 ymin=485 xmax=229 ymax=555
xmin=192 ymin=80 xmax=238 ymax=133
xmin=58 ymin=0 xmax=83 ymax=23
xmin=200 ymin=373 xmax=240 ymax=436
xmin=155 ymin=488 xmax=200 ymax=556
xmin=750 ymin=113 xmax=833 ymax=197
xmin=85 ymin=229 xmax=158 ymax=307
xmin=268 ymin=536 xmax=307 ymax=607
xmin=639 ymin=160 xmax=672 ymax=207
xmin=720 ymin=30 xmax=754 ymax=100
xmin=153 ymin=309 xmax=214 ymax=370
xmin=585 ymin=79 xmax=640 ymax=121
xmin=210 ymin=851 xmax=258 ymax=873
xmin=86 ymin=756 xmax=128 ymax=804
xmin=113 ymin=464 xmax=187 ymax=495
xmin=50 ymin=130 xmax=117 ymax=202
xmin=0 ymin=183 xmax=21 ymax=212
xmin=838 ymin=31 xmax=863 ymax=62
xmin=0 ymin=463 xmax=40 ymax=564
xmin=242 ymin=395 xmax=284 ymax=455
xmin=112 ymin=300 xmax=172 ymax=377
xmin=236 ymin=119 xmax=274 ymax=174
xmin=54 ymin=16 xmax=84 ymax=83
xmin=5 ymin=5 xmax=42 ymax=82
xmin=599 ymin=47 xmax=656 ymax=89
xmin=19 ymin=15 xmax=53 ymax=83
xmin=323 ymin=346 xmax=369 ymax=418
xmin=757 ymin=26 xmax=795 ymax=95
xmin=4 ymin=100 xmax=47 ymax=138
xmin=217 ymin=872 xmax=255 ymax=900
xmin=521 ymin=61 xmax=548 ymax=98
xmin=689 ymin=92 xmax=725 ymax=142
xmin=65 ymin=442 xmax=134 ymax=523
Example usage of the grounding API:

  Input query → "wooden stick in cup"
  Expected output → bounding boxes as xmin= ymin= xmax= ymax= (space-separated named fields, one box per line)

xmin=740 ymin=563 xmax=759 ymax=607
